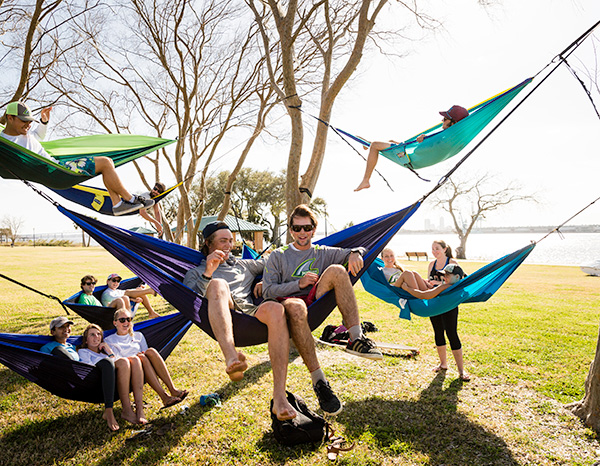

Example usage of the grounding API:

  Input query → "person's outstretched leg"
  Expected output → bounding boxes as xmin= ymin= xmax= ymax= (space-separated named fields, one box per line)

xmin=206 ymin=279 xmax=248 ymax=381
xmin=96 ymin=358 xmax=119 ymax=431
xmin=125 ymin=288 xmax=159 ymax=318
xmin=144 ymin=347 xmax=187 ymax=399
xmin=393 ymin=270 xmax=430 ymax=291
xmin=316 ymin=265 xmax=382 ymax=360
xmin=129 ymin=356 xmax=148 ymax=423
xmin=138 ymin=352 xmax=180 ymax=407
xmin=255 ymin=301 xmax=295 ymax=421
xmin=114 ymin=357 xmax=137 ymax=424
xmin=355 ymin=141 xmax=392 ymax=191
xmin=94 ymin=157 xmax=134 ymax=205
xmin=284 ymin=298 xmax=342 ymax=415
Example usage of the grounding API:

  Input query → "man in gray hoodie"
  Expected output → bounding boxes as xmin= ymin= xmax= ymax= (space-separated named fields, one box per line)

xmin=263 ymin=204 xmax=383 ymax=416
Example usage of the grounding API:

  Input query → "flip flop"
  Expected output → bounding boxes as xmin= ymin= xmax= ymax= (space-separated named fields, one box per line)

xmin=160 ymin=396 xmax=182 ymax=410
xmin=326 ymin=438 xmax=355 ymax=461
xmin=432 ymin=365 xmax=448 ymax=373
xmin=126 ymin=426 xmax=153 ymax=442
xmin=155 ymin=423 xmax=175 ymax=436
xmin=459 ymin=373 xmax=471 ymax=381
xmin=176 ymin=389 xmax=189 ymax=402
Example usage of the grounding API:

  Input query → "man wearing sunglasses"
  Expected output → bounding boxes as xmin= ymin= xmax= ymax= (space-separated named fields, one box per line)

xmin=262 ymin=204 xmax=383 ymax=414
xmin=183 ymin=221 xmax=297 ymax=421
xmin=78 ymin=274 xmax=103 ymax=306
xmin=138 ymin=182 xmax=166 ymax=236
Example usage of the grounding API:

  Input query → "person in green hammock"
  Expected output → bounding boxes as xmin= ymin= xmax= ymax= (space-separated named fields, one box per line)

xmin=354 ymin=105 xmax=469 ymax=192
xmin=0 ymin=101 xmax=154 ymax=216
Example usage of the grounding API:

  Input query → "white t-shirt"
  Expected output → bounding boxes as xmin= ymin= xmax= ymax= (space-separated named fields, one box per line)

xmin=0 ymin=124 xmax=58 ymax=162
xmin=101 ymin=288 xmax=126 ymax=307
xmin=78 ymin=348 xmax=110 ymax=365
xmin=105 ymin=332 xmax=148 ymax=359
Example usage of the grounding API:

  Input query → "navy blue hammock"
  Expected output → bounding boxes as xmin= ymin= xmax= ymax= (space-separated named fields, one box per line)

xmin=62 ymin=276 xmax=146 ymax=330
xmin=0 ymin=312 xmax=191 ymax=403
xmin=56 ymin=203 xmax=421 ymax=346
xmin=360 ymin=244 xmax=535 ymax=320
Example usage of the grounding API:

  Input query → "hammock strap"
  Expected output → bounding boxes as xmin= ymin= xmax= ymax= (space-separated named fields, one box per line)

xmin=420 ymin=20 xmax=600 ymax=204
xmin=537 ymin=194 xmax=600 ymax=243
xmin=0 ymin=273 xmax=70 ymax=314
xmin=562 ymin=57 xmax=600 ymax=121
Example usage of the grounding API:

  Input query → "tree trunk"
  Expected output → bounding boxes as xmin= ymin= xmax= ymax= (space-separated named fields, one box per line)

xmin=566 ymin=318 xmax=600 ymax=431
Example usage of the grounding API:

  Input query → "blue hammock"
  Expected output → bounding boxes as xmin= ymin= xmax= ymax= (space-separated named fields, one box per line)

xmin=0 ymin=312 xmax=191 ymax=403
xmin=360 ymin=244 xmax=535 ymax=320
xmin=62 ymin=276 xmax=145 ymax=330
xmin=56 ymin=203 xmax=421 ymax=346
xmin=339 ymin=78 xmax=532 ymax=171
xmin=50 ymin=181 xmax=181 ymax=216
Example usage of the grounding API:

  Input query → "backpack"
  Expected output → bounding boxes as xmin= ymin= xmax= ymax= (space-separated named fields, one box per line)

xmin=270 ymin=391 xmax=329 ymax=446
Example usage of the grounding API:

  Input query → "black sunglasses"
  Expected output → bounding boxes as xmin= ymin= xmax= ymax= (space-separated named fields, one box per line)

xmin=117 ymin=317 xmax=132 ymax=323
xmin=83 ymin=281 xmax=97 ymax=286
xmin=110 ymin=278 xmax=121 ymax=283
xmin=291 ymin=224 xmax=314 ymax=232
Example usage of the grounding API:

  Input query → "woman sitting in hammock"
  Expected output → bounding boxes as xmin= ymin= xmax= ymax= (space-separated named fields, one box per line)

xmin=354 ymin=105 xmax=469 ymax=191
xmin=78 ymin=324 xmax=148 ymax=430
xmin=381 ymin=247 xmax=404 ymax=284
xmin=105 ymin=308 xmax=188 ymax=409
xmin=394 ymin=263 xmax=464 ymax=298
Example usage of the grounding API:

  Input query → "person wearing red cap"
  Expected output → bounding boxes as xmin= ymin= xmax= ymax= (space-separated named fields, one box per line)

xmin=0 ymin=101 xmax=154 ymax=216
xmin=354 ymin=105 xmax=469 ymax=191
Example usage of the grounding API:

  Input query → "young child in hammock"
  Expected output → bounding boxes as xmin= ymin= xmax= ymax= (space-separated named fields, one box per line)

xmin=354 ymin=105 xmax=469 ymax=191
xmin=394 ymin=263 xmax=465 ymax=299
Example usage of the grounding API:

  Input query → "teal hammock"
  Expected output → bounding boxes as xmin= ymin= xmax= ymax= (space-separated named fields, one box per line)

xmin=0 ymin=133 xmax=176 ymax=190
xmin=338 ymin=78 xmax=532 ymax=171
xmin=360 ymin=244 xmax=535 ymax=319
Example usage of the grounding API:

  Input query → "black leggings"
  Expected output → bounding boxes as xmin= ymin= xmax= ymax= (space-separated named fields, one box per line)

xmin=429 ymin=307 xmax=461 ymax=350
xmin=51 ymin=347 xmax=116 ymax=408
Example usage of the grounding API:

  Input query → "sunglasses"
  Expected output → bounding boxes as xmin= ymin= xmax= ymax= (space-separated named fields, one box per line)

xmin=84 ymin=281 xmax=97 ymax=286
xmin=152 ymin=186 xmax=164 ymax=193
xmin=117 ymin=317 xmax=132 ymax=323
xmin=110 ymin=278 xmax=121 ymax=283
xmin=290 ymin=224 xmax=314 ymax=232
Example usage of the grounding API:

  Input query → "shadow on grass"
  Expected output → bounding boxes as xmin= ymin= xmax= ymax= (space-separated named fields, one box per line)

xmin=0 ymin=360 xmax=275 ymax=466
xmin=336 ymin=372 xmax=519 ymax=465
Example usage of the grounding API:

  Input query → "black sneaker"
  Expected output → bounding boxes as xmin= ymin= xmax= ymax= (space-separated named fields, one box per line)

xmin=345 ymin=336 xmax=383 ymax=360
xmin=313 ymin=379 xmax=342 ymax=415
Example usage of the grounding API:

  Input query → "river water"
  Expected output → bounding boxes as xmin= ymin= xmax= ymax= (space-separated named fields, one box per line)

xmin=387 ymin=231 xmax=600 ymax=266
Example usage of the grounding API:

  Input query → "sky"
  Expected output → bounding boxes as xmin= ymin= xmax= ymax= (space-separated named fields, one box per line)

xmin=1 ymin=0 xmax=600 ymax=238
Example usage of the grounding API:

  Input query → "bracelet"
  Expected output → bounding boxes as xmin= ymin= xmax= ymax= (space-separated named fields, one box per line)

xmin=41 ymin=120 xmax=48 ymax=125
xmin=108 ymin=354 xmax=115 ymax=357
xmin=201 ymin=273 xmax=212 ymax=280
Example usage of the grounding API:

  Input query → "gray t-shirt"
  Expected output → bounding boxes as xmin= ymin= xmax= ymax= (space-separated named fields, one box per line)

xmin=262 ymin=243 xmax=365 ymax=299
xmin=183 ymin=256 xmax=266 ymax=314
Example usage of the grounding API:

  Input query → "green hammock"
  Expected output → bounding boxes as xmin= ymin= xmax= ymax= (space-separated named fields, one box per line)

xmin=0 ymin=132 xmax=176 ymax=190
xmin=339 ymin=78 xmax=532 ymax=171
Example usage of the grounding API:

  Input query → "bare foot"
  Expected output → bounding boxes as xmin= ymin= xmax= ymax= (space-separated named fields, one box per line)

xmin=354 ymin=181 xmax=370 ymax=192
xmin=121 ymin=409 xmax=138 ymax=424
xmin=103 ymin=409 xmax=120 ymax=432
xmin=432 ymin=364 xmax=448 ymax=373
xmin=173 ymin=389 xmax=189 ymax=401
xmin=137 ymin=416 xmax=149 ymax=425
xmin=226 ymin=352 xmax=248 ymax=382
xmin=148 ymin=311 xmax=160 ymax=318
xmin=459 ymin=372 xmax=471 ymax=381
xmin=160 ymin=395 xmax=182 ymax=409
xmin=272 ymin=397 xmax=296 ymax=421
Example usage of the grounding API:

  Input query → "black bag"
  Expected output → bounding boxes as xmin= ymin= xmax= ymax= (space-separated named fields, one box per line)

xmin=271 ymin=391 xmax=328 ymax=446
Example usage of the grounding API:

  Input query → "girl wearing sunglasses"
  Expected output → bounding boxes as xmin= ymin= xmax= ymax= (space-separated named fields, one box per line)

xmin=79 ymin=324 xmax=147 ymax=430
xmin=105 ymin=308 xmax=188 ymax=409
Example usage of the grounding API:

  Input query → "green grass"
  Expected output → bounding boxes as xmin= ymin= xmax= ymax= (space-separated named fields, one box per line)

xmin=0 ymin=246 xmax=599 ymax=465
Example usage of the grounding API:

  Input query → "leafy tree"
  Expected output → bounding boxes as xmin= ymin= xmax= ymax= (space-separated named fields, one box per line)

xmin=433 ymin=173 xmax=537 ymax=259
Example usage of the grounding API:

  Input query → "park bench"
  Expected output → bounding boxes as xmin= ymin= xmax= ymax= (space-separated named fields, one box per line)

xmin=405 ymin=251 xmax=428 ymax=261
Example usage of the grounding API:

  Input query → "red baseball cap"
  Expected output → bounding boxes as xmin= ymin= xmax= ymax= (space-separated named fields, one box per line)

xmin=439 ymin=105 xmax=469 ymax=123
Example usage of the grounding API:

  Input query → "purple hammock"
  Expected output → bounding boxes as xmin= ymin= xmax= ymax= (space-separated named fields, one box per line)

xmin=56 ymin=202 xmax=421 ymax=347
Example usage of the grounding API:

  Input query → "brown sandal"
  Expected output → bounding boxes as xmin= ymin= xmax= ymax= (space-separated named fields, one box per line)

xmin=325 ymin=427 xmax=355 ymax=461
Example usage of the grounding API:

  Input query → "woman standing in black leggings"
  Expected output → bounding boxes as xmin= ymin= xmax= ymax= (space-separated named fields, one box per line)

xmin=428 ymin=240 xmax=470 ymax=381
